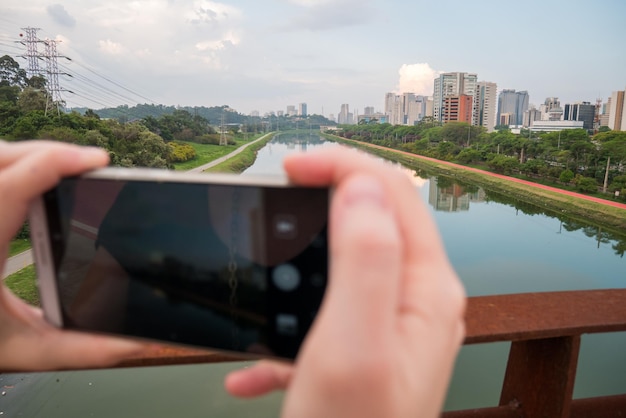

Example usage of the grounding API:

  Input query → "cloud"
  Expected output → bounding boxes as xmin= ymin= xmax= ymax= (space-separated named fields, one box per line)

xmin=187 ymin=1 xmax=242 ymax=25
xmin=395 ymin=63 xmax=441 ymax=96
xmin=98 ymin=39 xmax=125 ymax=55
xmin=47 ymin=4 xmax=77 ymax=28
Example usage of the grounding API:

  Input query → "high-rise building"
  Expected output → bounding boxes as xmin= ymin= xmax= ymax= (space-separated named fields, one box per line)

xmin=563 ymin=102 xmax=595 ymax=131
xmin=298 ymin=103 xmax=308 ymax=117
xmin=338 ymin=104 xmax=353 ymax=124
xmin=496 ymin=90 xmax=529 ymax=126
xmin=474 ymin=81 xmax=497 ymax=132
xmin=286 ymin=105 xmax=297 ymax=116
xmin=523 ymin=107 xmax=542 ymax=127
xmin=607 ymin=90 xmax=626 ymax=131
xmin=364 ymin=106 xmax=375 ymax=116
xmin=407 ymin=95 xmax=428 ymax=125
xmin=442 ymin=95 xmax=473 ymax=124
xmin=433 ymin=72 xmax=478 ymax=124
xmin=540 ymin=97 xmax=562 ymax=121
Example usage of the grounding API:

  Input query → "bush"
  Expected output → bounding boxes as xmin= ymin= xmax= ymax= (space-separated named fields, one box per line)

xmin=574 ymin=175 xmax=598 ymax=193
xmin=168 ymin=141 xmax=197 ymax=163
xmin=559 ymin=169 xmax=575 ymax=183
xmin=487 ymin=155 xmax=519 ymax=174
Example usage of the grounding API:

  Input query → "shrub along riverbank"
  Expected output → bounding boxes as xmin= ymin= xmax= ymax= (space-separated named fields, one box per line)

xmin=328 ymin=135 xmax=626 ymax=233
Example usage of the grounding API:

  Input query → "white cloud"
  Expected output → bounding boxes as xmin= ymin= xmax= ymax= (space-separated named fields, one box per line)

xmin=186 ymin=1 xmax=242 ymax=24
xmin=395 ymin=63 xmax=441 ymax=96
xmin=98 ymin=39 xmax=125 ymax=55
xmin=195 ymin=31 xmax=240 ymax=51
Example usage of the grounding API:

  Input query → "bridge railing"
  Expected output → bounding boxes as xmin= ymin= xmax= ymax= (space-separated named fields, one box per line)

xmin=117 ymin=289 xmax=626 ymax=418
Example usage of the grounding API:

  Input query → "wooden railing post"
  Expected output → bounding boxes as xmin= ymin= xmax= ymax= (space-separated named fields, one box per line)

xmin=499 ymin=336 xmax=580 ymax=418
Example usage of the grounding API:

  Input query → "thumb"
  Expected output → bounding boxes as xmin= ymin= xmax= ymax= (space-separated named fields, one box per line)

xmin=321 ymin=174 xmax=402 ymax=344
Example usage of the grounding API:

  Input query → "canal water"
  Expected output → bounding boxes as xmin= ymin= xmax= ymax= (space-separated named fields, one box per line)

xmin=2 ymin=133 xmax=624 ymax=416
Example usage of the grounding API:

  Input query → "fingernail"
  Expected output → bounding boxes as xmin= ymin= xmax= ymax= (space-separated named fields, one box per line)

xmin=343 ymin=175 xmax=387 ymax=208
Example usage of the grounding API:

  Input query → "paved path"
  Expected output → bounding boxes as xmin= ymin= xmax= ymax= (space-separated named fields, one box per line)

xmin=3 ymin=249 xmax=33 ymax=279
xmin=352 ymin=140 xmax=626 ymax=210
xmin=2 ymin=132 xmax=276 ymax=280
xmin=186 ymin=132 xmax=274 ymax=173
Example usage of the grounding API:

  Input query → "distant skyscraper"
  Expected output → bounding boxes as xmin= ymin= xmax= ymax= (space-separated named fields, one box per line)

xmin=338 ymin=104 xmax=353 ymax=124
xmin=523 ymin=107 xmax=542 ymax=127
xmin=364 ymin=106 xmax=375 ymax=116
xmin=475 ymin=81 xmax=497 ymax=132
xmin=540 ymin=97 xmax=562 ymax=121
xmin=384 ymin=92 xmax=428 ymax=126
xmin=496 ymin=90 xmax=529 ymax=126
xmin=563 ymin=102 xmax=595 ymax=131
xmin=298 ymin=103 xmax=308 ymax=117
xmin=286 ymin=105 xmax=297 ymax=116
xmin=608 ymin=90 xmax=626 ymax=131
xmin=433 ymin=72 xmax=478 ymax=124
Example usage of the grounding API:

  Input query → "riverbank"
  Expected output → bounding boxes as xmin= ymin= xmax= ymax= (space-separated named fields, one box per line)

xmin=202 ymin=132 xmax=275 ymax=173
xmin=327 ymin=135 xmax=626 ymax=233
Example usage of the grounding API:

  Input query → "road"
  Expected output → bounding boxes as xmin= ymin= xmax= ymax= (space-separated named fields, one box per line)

xmin=186 ymin=132 xmax=273 ymax=173
xmin=3 ymin=249 xmax=33 ymax=279
xmin=2 ymin=132 xmax=275 ymax=280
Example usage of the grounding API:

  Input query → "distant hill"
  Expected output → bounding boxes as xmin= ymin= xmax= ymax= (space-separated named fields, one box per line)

xmin=69 ymin=104 xmax=247 ymax=125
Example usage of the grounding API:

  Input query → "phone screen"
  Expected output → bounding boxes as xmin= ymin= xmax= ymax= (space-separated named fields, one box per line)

xmin=41 ymin=177 xmax=328 ymax=359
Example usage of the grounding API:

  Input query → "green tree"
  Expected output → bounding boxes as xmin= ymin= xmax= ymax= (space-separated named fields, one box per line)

xmin=0 ymin=55 xmax=28 ymax=87
xmin=559 ymin=169 xmax=575 ymax=183
xmin=574 ymin=175 xmax=598 ymax=193
xmin=17 ymin=87 xmax=48 ymax=112
xmin=487 ymin=154 xmax=520 ymax=174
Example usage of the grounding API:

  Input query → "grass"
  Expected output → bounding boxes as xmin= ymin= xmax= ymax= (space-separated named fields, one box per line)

xmin=171 ymin=135 xmax=262 ymax=171
xmin=9 ymin=239 xmax=31 ymax=257
xmin=4 ymin=265 xmax=39 ymax=306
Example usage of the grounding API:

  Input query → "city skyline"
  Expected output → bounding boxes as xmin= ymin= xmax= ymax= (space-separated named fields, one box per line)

xmin=1 ymin=0 xmax=625 ymax=116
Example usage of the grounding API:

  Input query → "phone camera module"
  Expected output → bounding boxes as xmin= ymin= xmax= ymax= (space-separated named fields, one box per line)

xmin=272 ymin=263 xmax=301 ymax=292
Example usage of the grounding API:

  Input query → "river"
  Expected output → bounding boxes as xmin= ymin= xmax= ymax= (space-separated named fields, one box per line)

xmin=1 ymin=132 xmax=624 ymax=416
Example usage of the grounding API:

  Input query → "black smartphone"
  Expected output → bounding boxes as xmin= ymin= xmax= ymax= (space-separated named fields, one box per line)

xmin=29 ymin=167 xmax=329 ymax=360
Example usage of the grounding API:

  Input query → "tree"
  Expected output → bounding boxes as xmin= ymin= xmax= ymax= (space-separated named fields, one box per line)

xmin=574 ymin=175 xmax=598 ymax=193
xmin=559 ymin=169 xmax=575 ymax=183
xmin=0 ymin=55 xmax=28 ymax=88
xmin=17 ymin=87 xmax=48 ymax=112
xmin=487 ymin=154 xmax=520 ymax=174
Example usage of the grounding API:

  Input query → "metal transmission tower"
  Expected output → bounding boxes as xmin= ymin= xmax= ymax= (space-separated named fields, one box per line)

xmin=43 ymin=38 xmax=65 ymax=113
xmin=219 ymin=112 xmax=228 ymax=145
xmin=19 ymin=27 xmax=42 ymax=78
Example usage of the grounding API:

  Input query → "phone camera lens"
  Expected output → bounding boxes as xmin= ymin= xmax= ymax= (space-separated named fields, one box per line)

xmin=272 ymin=263 xmax=301 ymax=292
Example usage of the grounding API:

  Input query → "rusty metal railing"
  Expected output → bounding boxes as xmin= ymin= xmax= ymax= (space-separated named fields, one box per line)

xmin=117 ymin=289 xmax=626 ymax=418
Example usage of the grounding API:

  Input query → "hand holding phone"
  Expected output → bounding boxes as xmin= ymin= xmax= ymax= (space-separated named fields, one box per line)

xmin=0 ymin=140 xmax=143 ymax=372
xmin=29 ymin=168 xmax=329 ymax=359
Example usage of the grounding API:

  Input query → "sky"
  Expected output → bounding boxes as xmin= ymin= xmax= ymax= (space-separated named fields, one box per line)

xmin=1 ymin=0 xmax=625 ymax=117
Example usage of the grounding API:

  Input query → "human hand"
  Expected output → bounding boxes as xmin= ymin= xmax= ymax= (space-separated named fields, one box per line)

xmin=225 ymin=146 xmax=466 ymax=418
xmin=0 ymin=140 xmax=144 ymax=371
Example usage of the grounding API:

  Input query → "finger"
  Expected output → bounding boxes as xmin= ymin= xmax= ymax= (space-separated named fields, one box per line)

xmin=284 ymin=146 xmax=446 ymax=264
xmin=285 ymin=147 xmax=464 ymax=321
xmin=323 ymin=174 xmax=400 ymax=339
xmin=0 ymin=140 xmax=103 ymax=168
xmin=224 ymin=361 xmax=293 ymax=398
xmin=0 ymin=143 xmax=109 ymax=243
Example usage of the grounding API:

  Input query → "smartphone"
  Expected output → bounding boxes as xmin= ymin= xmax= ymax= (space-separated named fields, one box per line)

xmin=29 ymin=167 xmax=329 ymax=360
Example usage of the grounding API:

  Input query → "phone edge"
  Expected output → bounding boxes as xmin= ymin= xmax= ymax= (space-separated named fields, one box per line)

xmin=28 ymin=196 xmax=64 ymax=327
